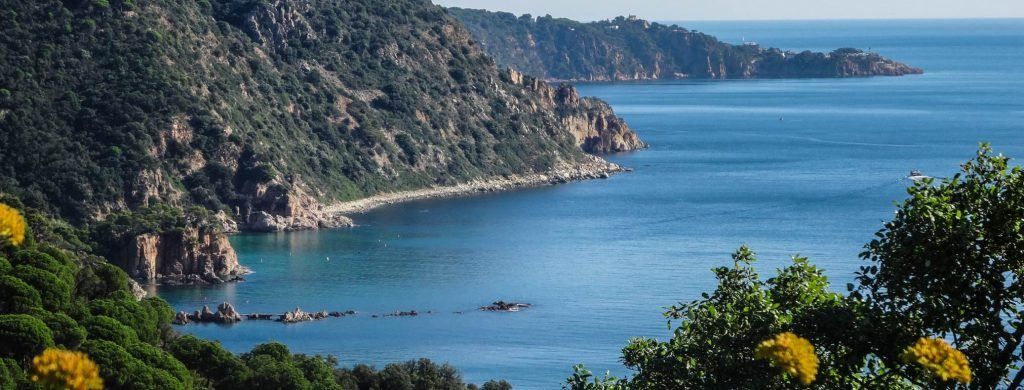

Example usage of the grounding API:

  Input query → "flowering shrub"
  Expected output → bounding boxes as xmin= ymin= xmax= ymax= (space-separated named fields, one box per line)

xmin=30 ymin=348 xmax=103 ymax=390
xmin=0 ymin=203 xmax=26 ymax=247
xmin=755 ymin=332 xmax=819 ymax=385
xmin=902 ymin=338 xmax=971 ymax=384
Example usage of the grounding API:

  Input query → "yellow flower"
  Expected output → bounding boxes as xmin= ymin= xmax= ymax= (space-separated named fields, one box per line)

xmin=755 ymin=332 xmax=819 ymax=385
xmin=902 ymin=337 xmax=971 ymax=384
xmin=30 ymin=348 xmax=103 ymax=390
xmin=0 ymin=203 xmax=26 ymax=247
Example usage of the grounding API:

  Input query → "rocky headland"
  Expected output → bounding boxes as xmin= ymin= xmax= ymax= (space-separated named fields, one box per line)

xmin=112 ymin=227 xmax=248 ymax=285
xmin=450 ymin=9 xmax=923 ymax=81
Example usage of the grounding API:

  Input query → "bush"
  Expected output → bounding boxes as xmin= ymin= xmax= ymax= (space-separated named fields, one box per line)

xmin=243 ymin=342 xmax=291 ymax=362
xmin=82 ymin=339 xmax=186 ymax=390
xmin=481 ymin=379 xmax=514 ymax=390
xmin=244 ymin=354 xmax=312 ymax=390
xmin=0 ymin=274 xmax=42 ymax=313
xmin=167 ymin=335 xmax=251 ymax=389
xmin=0 ymin=314 xmax=54 ymax=360
xmin=125 ymin=342 xmax=192 ymax=385
xmin=82 ymin=315 xmax=139 ymax=345
xmin=0 ymin=358 xmax=28 ymax=389
xmin=11 ymin=264 xmax=72 ymax=311
xmin=11 ymin=249 xmax=74 ymax=283
xmin=292 ymin=354 xmax=342 ymax=390
xmin=75 ymin=261 xmax=131 ymax=300
xmin=89 ymin=297 xmax=164 ymax=344
xmin=31 ymin=309 xmax=86 ymax=349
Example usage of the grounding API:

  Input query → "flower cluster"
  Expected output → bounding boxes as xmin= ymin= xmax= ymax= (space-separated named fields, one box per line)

xmin=31 ymin=348 xmax=103 ymax=390
xmin=755 ymin=332 xmax=819 ymax=385
xmin=0 ymin=203 xmax=26 ymax=247
xmin=902 ymin=337 xmax=971 ymax=384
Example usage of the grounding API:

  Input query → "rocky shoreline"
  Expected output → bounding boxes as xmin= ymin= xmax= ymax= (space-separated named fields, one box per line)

xmin=173 ymin=301 xmax=532 ymax=325
xmin=326 ymin=155 xmax=626 ymax=216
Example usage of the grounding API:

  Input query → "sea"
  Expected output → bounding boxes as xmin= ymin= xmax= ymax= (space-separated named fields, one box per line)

xmin=156 ymin=19 xmax=1024 ymax=389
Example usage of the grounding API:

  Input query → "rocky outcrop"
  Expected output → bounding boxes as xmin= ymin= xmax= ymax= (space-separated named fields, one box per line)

xmin=172 ymin=303 xmax=243 ymax=325
xmin=238 ymin=180 xmax=353 ymax=232
xmin=128 ymin=280 xmax=147 ymax=301
xmin=507 ymin=69 xmax=646 ymax=153
xmin=480 ymin=301 xmax=532 ymax=312
xmin=114 ymin=228 xmax=246 ymax=284
xmin=556 ymin=85 xmax=647 ymax=153
xmin=280 ymin=307 xmax=330 ymax=323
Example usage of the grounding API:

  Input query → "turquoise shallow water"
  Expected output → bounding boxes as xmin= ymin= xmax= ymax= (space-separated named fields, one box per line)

xmin=156 ymin=19 xmax=1024 ymax=388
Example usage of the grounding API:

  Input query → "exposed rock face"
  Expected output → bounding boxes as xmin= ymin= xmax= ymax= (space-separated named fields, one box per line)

xmin=128 ymin=280 xmax=147 ymax=301
xmin=556 ymin=85 xmax=647 ymax=153
xmin=114 ymin=228 xmax=245 ymax=284
xmin=451 ymin=9 xmax=922 ymax=81
xmin=239 ymin=180 xmax=354 ymax=232
xmin=506 ymin=69 xmax=646 ymax=153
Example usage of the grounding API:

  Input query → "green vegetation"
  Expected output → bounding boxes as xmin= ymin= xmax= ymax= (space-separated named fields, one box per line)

xmin=0 ymin=205 xmax=508 ymax=389
xmin=449 ymin=8 xmax=922 ymax=81
xmin=566 ymin=145 xmax=1024 ymax=388
xmin=0 ymin=0 xmax=597 ymax=226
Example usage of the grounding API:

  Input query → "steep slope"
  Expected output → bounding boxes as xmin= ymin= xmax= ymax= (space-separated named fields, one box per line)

xmin=449 ymin=9 xmax=923 ymax=81
xmin=0 ymin=0 xmax=643 ymax=233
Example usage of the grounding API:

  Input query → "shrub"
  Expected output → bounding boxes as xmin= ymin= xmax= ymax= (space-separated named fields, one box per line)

xmin=89 ymin=297 xmax=162 ymax=344
xmin=125 ymin=342 xmax=192 ymax=385
xmin=0 ymin=314 xmax=54 ymax=360
xmin=12 ymin=249 xmax=74 ymax=280
xmin=31 ymin=309 xmax=86 ymax=349
xmin=0 ymin=274 xmax=42 ymax=313
xmin=75 ymin=261 xmax=131 ymax=300
xmin=167 ymin=335 xmax=250 ymax=389
xmin=244 ymin=354 xmax=312 ymax=390
xmin=0 ymin=358 xmax=28 ymax=389
xmin=82 ymin=315 xmax=139 ymax=345
xmin=11 ymin=264 xmax=72 ymax=311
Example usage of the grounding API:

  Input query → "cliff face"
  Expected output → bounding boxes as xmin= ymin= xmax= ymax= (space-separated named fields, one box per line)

xmin=505 ymin=69 xmax=646 ymax=153
xmin=0 ymin=0 xmax=644 ymax=232
xmin=449 ymin=9 xmax=922 ymax=81
xmin=114 ymin=227 xmax=244 ymax=284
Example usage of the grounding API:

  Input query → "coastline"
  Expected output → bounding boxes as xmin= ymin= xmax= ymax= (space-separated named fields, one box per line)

xmin=325 ymin=155 xmax=626 ymax=217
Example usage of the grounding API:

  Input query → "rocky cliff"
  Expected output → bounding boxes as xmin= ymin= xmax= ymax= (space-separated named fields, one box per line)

xmin=449 ymin=9 xmax=922 ymax=81
xmin=505 ymin=69 xmax=646 ymax=153
xmin=113 ymin=227 xmax=245 ymax=284
xmin=0 ymin=0 xmax=644 ymax=233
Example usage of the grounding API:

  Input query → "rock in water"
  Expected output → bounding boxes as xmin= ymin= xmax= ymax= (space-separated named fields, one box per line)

xmin=199 ymin=305 xmax=216 ymax=322
xmin=480 ymin=301 xmax=532 ymax=312
xmin=215 ymin=302 xmax=243 ymax=323
xmin=172 ymin=311 xmax=190 ymax=325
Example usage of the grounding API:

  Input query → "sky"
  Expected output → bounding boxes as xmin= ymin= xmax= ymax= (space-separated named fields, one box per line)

xmin=434 ymin=0 xmax=1024 ymax=21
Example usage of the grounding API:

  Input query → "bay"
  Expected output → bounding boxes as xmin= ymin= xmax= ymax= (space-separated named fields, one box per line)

xmin=156 ymin=19 xmax=1024 ymax=389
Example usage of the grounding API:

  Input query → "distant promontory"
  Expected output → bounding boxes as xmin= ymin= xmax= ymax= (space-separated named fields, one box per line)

xmin=448 ymin=9 xmax=923 ymax=81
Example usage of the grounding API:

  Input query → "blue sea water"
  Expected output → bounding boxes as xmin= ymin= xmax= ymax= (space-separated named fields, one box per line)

xmin=156 ymin=19 xmax=1024 ymax=389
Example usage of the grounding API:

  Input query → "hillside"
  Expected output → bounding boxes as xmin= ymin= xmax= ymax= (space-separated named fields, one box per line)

xmin=448 ymin=9 xmax=923 ymax=81
xmin=0 ymin=0 xmax=644 ymax=233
